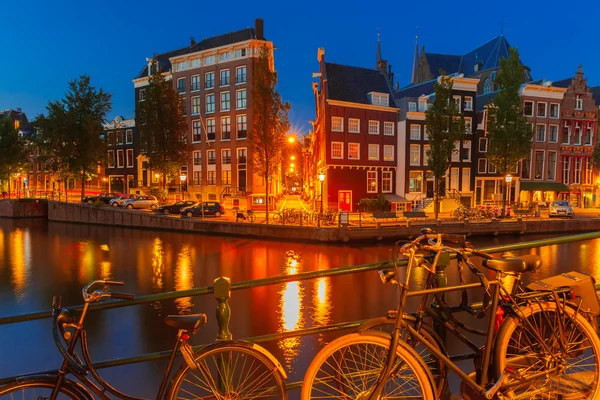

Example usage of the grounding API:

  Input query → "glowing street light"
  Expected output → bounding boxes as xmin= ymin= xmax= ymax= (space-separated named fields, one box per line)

xmin=504 ymin=174 xmax=513 ymax=218
xmin=288 ymin=136 xmax=296 ymax=144
xmin=318 ymin=172 xmax=326 ymax=214
xmin=290 ymin=156 xmax=296 ymax=161
xmin=290 ymin=163 xmax=295 ymax=168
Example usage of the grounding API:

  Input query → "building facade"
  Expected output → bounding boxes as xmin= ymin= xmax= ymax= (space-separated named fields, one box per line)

xmin=104 ymin=116 xmax=137 ymax=193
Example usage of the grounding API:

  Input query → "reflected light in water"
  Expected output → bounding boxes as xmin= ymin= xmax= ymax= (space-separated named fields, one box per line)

xmin=312 ymin=277 xmax=332 ymax=330
xmin=10 ymin=229 xmax=30 ymax=301
xmin=278 ymin=250 xmax=304 ymax=370
xmin=100 ymin=261 xmax=112 ymax=281
xmin=174 ymin=245 xmax=194 ymax=314
xmin=77 ymin=241 xmax=95 ymax=284
xmin=152 ymin=238 xmax=165 ymax=292
xmin=0 ymin=229 xmax=4 ymax=265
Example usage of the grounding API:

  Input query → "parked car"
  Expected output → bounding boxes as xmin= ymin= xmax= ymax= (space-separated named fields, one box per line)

xmin=109 ymin=194 xmax=140 ymax=207
xmin=549 ymin=201 xmax=574 ymax=218
xmin=82 ymin=192 xmax=120 ymax=205
xmin=157 ymin=200 xmax=197 ymax=215
xmin=180 ymin=202 xmax=225 ymax=218
xmin=123 ymin=195 xmax=159 ymax=210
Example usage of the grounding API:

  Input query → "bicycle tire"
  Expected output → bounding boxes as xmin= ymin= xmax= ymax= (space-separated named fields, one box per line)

xmin=0 ymin=378 xmax=89 ymax=399
xmin=300 ymin=332 xmax=435 ymax=400
xmin=494 ymin=301 xmax=600 ymax=399
xmin=357 ymin=316 xmax=448 ymax=398
xmin=167 ymin=342 xmax=287 ymax=400
xmin=249 ymin=214 xmax=256 ymax=223
xmin=272 ymin=213 xmax=281 ymax=224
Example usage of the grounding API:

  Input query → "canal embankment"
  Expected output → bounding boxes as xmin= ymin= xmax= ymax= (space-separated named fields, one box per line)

xmin=0 ymin=199 xmax=48 ymax=218
xmin=44 ymin=201 xmax=600 ymax=243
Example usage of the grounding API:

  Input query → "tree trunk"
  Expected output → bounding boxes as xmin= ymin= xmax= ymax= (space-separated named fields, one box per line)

xmin=7 ymin=176 xmax=11 ymax=199
xmin=81 ymin=171 xmax=85 ymax=201
xmin=265 ymin=164 xmax=270 ymax=225
xmin=434 ymin=178 xmax=439 ymax=220
xmin=502 ymin=180 xmax=507 ymax=218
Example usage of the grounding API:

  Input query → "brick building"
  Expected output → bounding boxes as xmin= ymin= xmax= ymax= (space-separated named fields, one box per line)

xmin=104 ymin=116 xmax=137 ymax=193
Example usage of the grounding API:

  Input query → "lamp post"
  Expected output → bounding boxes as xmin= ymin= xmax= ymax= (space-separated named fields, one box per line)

xmin=504 ymin=174 xmax=513 ymax=218
xmin=318 ymin=172 xmax=325 ymax=214
xmin=179 ymin=175 xmax=186 ymax=200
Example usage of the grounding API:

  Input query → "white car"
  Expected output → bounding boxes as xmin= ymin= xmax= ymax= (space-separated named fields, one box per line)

xmin=123 ymin=195 xmax=159 ymax=210
xmin=109 ymin=194 xmax=140 ymax=207
xmin=549 ymin=201 xmax=574 ymax=218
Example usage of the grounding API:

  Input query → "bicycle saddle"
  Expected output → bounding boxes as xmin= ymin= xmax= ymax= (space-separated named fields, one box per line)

xmin=482 ymin=255 xmax=542 ymax=274
xmin=165 ymin=314 xmax=207 ymax=333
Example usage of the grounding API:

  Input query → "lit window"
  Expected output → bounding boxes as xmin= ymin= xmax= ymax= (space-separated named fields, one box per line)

xmin=382 ymin=171 xmax=392 ymax=193
xmin=409 ymin=171 xmax=422 ymax=193
xmin=206 ymin=118 xmax=215 ymax=141
xmin=192 ymin=97 xmax=201 ymax=115
xmin=221 ymin=117 xmax=231 ymax=140
xmin=368 ymin=144 xmax=379 ymax=160
xmin=410 ymin=125 xmax=421 ymax=140
xmin=462 ymin=168 xmax=471 ymax=191
xmin=423 ymin=145 xmax=430 ymax=166
xmin=331 ymin=142 xmax=343 ymax=159
xmin=192 ymin=120 xmax=202 ymax=142
xmin=410 ymin=144 xmax=420 ymax=166
xmin=464 ymin=97 xmax=473 ymax=111
xmin=348 ymin=143 xmax=360 ymax=160
xmin=367 ymin=171 xmax=377 ymax=193
xmin=384 ymin=122 xmax=394 ymax=136
xmin=368 ymin=121 xmax=379 ymax=135
xmin=331 ymin=117 xmax=343 ymax=132
xmin=384 ymin=145 xmax=394 ymax=161
xmin=222 ymin=170 xmax=231 ymax=185
xmin=348 ymin=118 xmax=360 ymax=133
xmin=207 ymin=170 xmax=216 ymax=185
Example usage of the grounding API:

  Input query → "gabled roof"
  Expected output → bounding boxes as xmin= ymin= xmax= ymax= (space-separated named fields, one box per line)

xmin=551 ymin=78 xmax=572 ymax=88
xmin=590 ymin=86 xmax=600 ymax=105
xmin=425 ymin=53 xmax=461 ymax=78
xmin=476 ymin=91 xmax=500 ymax=112
xmin=325 ymin=62 xmax=396 ymax=105
xmin=394 ymin=79 xmax=436 ymax=99
xmin=458 ymin=35 xmax=512 ymax=75
xmin=135 ymin=46 xmax=190 ymax=79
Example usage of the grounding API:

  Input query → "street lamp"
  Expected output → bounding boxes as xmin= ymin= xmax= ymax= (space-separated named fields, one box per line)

xmin=290 ymin=156 xmax=295 ymax=161
xmin=179 ymin=175 xmax=187 ymax=200
xmin=318 ymin=172 xmax=325 ymax=214
xmin=504 ymin=174 xmax=513 ymax=217
xmin=288 ymin=136 xmax=296 ymax=144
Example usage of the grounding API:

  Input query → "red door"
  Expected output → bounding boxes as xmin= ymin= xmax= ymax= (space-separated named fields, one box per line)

xmin=339 ymin=191 xmax=352 ymax=211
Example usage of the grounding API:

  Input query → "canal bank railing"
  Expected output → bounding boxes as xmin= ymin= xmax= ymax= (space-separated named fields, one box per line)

xmin=2 ymin=231 xmax=600 ymax=389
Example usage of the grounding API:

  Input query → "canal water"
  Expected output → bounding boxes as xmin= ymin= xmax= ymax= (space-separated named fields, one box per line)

xmin=0 ymin=218 xmax=598 ymax=398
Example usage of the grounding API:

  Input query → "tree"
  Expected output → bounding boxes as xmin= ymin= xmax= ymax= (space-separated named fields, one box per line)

xmin=591 ymin=113 xmax=600 ymax=170
xmin=425 ymin=75 xmax=464 ymax=219
xmin=35 ymin=75 xmax=112 ymax=200
xmin=486 ymin=48 xmax=532 ymax=216
xmin=138 ymin=59 xmax=189 ymax=195
xmin=249 ymin=45 xmax=291 ymax=224
xmin=0 ymin=119 xmax=30 ymax=198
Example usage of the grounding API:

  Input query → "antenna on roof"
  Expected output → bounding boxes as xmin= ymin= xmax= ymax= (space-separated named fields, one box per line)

xmin=499 ymin=20 xmax=506 ymax=36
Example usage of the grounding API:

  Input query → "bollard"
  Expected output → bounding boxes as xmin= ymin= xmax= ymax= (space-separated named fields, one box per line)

xmin=214 ymin=276 xmax=232 ymax=342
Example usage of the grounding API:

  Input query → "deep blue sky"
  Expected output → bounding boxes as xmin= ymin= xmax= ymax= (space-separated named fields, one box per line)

xmin=1 ymin=0 xmax=598 ymax=134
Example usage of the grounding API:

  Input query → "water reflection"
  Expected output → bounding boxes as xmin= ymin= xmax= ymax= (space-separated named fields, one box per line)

xmin=174 ymin=245 xmax=194 ymax=314
xmin=278 ymin=250 xmax=304 ymax=370
xmin=9 ymin=229 xmax=30 ymax=301
xmin=100 ymin=261 xmax=112 ymax=281
xmin=152 ymin=238 xmax=165 ymax=292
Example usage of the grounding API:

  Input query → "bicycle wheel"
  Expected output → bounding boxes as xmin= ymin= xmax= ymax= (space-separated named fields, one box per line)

xmin=272 ymin=212 xmax=281 ymax=224
xmin=494 ymin=301 xmax=600 ymax=399
xmin=358 ymin=316 xmax=448 ymax=397
xmin=249 ymin=213 xmax=256 ymax=223
xmin=0 ymin=379 xmax=86 ymax=399
xmin=167 ymin=342 xmax=287 ymax=400
xmin=301 ymin=332 xmax=435 ymax=400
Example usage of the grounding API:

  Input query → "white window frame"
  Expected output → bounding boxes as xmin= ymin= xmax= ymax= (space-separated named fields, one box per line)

xmin=410 ymin=124 xmax=421 ymax=140
xmin=563 ymin=156 xmax=570 ymax=184
xmin=464 ymin=117 xmax=473 ymax=134
xmin=549 ymin=125 xmax=559 ymax=143
xmin=236 ymin=66 xmax=247 ymax=84
xmin=408 ymin=102 xmax=417 ymax=112
xmin=562 ymin=122 xmax=571 ymax=145
xmin=220 ymin=69 xmax=230 ymax=87
xmin=108 ymin=150 xmax=115 ymax=168
xmin=451 ymin=141 xmax=460 ymax=162
xmin=348 ymin=118 xmax=360 ymax=133
xmin=205 ymin=94 xmax=215 ymax=114
xmin=464 ymin=96 xmax=473 ymax=111
xmin=368 ymin=144 xmax=379 ymax=161
xmin=331 ymin=142 xmax=343 ymax=159
xmin=139 ymin=89 xmax=146 ymax=102
xmin=478 ymin=158 xmax=487 ymax=174
xmin=423 ymin=145 xmax=430 ymax=166
xmin=193 ymin=151 xmax=202 ymax=166
xmin=191 ymin=75 xmax=200 ymax=92
xmin=192 ymin=96 xmax=201 ymax=115
xmin=409 ymin=171 xmax=423 ymax=193
xmin=206 ymin=118 xmax=216 ymax=141
xmin=576 ymin=95 xmax=583 ymax=110
xmin=453 ymin=95 xmax=461 ymax=113
xmin=384 ymin=122 xmax=394 ymax=136
xmin=177 ymin=77 xmax=186 ymax=94
xmin=348 ymin=143 xmax=360 ymax=160
xmin=383 ymin=145 xmax=394 ymax=161
xmin=575 ymin=122 xmax=582 ymax=145
xmin=221 ymin=149 xmax=232 ymax=165
xmin=382 ymin=171 xmax=393 ymax=193
xmin=523 ymin=101 xmax=534 ymax=116
xmin=479 ymin=137 xmax=488 ymax=153
xmin=462 ymin=168 xmax=471 ymax=191
xmin=536 ymin=124 xmax=546 ymax=142
xmin=574 ymin=157 xmax=582 ymax=184
xmin=126 ymin=149 xmax=134 ymax=168
xmin=537 ymin=102 xmax=547 ymax=118
xmin=221 ymin=116 xmax=231 ymax=140
xmin=534 ymin=150 xmax=545 ymax=180
xmin=546 ymin=151 xmax=557 ymax=181
xmin=550 ymin=103 xmax=560 ymax=119
xmin=236 ymin=89 xmax=247 ymax=109
xmin=368 ymin=120 xmax=380 ymax=135
xmin=205 ymin=72 xmax=215 ymax=89
xmin=410 ymin=144 xmax=421 ymax=166
xmin=462 ymin=140 xmax=471 ymax=162
xmin=331 ymin=117 xmax=343 ymax=132
xmin=367 ymin=171 xmax=378 ymax=193
xmin=423 ymin=125 xmax=430 ymax=141
xmin=192 ymin=120 xmax=202 ymax=142
xmin=221 ymin=92 xmax=230 ymax=111
xmin=585 ymin=123 xmax=593 ymax=145
xmin=450 ymin=167 xmax=460 ymax=190
xmin=418 ymin=99 xmax=428 ymax=112
xmin=116 ymin=149 xmax=124 ymax=168
xmin=125 ymin=129 xmax=133 ymax=144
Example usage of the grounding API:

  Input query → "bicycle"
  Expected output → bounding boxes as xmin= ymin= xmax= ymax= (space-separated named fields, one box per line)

xmin=301 ymin=230 xmax=600 ymax=399
xmin=236 ymin=208 xmax=256 ymax=223
xmin=0 ymin=280 xmax=288 ymax=399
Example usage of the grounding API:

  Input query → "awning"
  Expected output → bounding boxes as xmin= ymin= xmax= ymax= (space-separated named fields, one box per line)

xmin=384 ymin=194 xmax=410 ymax=203
xmin=519 ymin=181 xmax=569 ymax=192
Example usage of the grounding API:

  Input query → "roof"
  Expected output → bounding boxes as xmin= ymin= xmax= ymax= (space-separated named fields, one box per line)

xmin=591 ymin=86 xmax=600 ymax=105
xmin=476 ymin=91 xmax=501 ymax=111
xmin=394 ymin=79 xmax=436 ymax=99
xmin=136 ymin=28 xmax=258 ymax=79
xmin=551 ymin=78 xmax=572 ymax=88
xmin=425 ymin=53 xmax=461 ymax=78
xmin=324 ymin=62 xmax=395 ymax=105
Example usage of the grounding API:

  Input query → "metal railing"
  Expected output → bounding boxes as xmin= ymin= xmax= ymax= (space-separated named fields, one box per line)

xmin=2 ymin=231 xmax=600 ymax=388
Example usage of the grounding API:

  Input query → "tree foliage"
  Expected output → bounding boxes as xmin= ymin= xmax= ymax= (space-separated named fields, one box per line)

xmin=425 ymin=75 xmax=464 ymax=219
xmin=592 ymin=113 xmax=600 ymax=170
xmin=138 ymin=59 xmax=189 ymax=191
xmin=0 ymin=119 xmax=30 ymax=198
xmin=486 ymin=48 xmax=532 ymax=174
xmin=249 ymin=45 xmax=291 ymax=223
xmin=35 ymin=75 xmax=112 ymax=199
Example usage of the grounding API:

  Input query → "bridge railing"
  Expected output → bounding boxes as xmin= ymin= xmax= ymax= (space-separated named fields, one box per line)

xmin=2 ymin=230 xmax=600 ymax=388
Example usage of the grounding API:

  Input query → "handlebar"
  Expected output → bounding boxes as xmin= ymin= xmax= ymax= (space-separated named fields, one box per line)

xmin=111 ymin=292 xmax=135 ymax=301
xmin=81 ymin=280 xmax=133 ymax=303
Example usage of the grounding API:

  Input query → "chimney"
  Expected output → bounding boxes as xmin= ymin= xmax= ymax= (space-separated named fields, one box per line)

xmin=190 ymin=37 xmax=196 ymax=47
xmin=317 ymin=48 xmax=325 ymax=62
xmin=395 ymin=82 xmax=400 ymax=90
xmin=255 ymin=18 xmax=264 ymax=40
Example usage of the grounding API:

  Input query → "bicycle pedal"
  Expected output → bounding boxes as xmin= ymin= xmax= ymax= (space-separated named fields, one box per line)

xmin=180 ymin=341 xmax=197 ymax=370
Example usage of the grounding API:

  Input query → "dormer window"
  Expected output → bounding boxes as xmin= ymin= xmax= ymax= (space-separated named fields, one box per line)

xmin=418 ymin=99 xmax=428 ymax=112
xmin=408 ymin=102 xmax=417 ymax=112
xmin=369 ymin=92 xmax=389 ymax=106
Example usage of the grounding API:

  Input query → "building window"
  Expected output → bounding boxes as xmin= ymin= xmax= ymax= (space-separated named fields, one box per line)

xmin=331 ymin=117 xmax=343 ymax=132
xmin=562 ymin=122 xmax=571 ymax=145
xmin=222 ymin=170 xmax=231 ymax=186
xmin=537 ymin=102 xmax=546 ymax=118
xmin=462 ymin=168 xmax=471 ymax=191
xmin=585 ymin=123 xmax=593 ymax=145
xmin=423 ymin=145 xmax=430 ymax=166
xmin=464 ymin=117 xmax=472 ymax=134
xmin=125 ymin=129 xmax=133 ymax=144
xmin=139 ymin=89 xmax=146 ymax=101
xmin=206 ymin=94 xmax=215 ymax=113
xmin=409 ymin=171 xmax=422 ymax=193
xmin=451 ymin=141 xmax=460 ymax=162
xmin=193 ymin=171 xmax=201 ymax=186
xmin=478 ymin=158 xmax=487 ymax=174
xmin=220 ymin=70 xmax=230 ymax=86
xmin=108 ymin=150 xmax=115 ymax=168
xmin=372 ymin=93 xmax=389 ymax=106
xmin=222 ymin=149 xmax=231 ymax=164
xmin=238 ymin=148 xmax=247 ymax=164
xmin=191 ymin=58 xmax=200 ymax=68
xmin=367 ymin=171 xmax=377 ymax=193
xmin=450 ymin=168 xmax=459 ymax=190
xmin=218 ymin=52 xmax=231 ymax=62
xmin=574 ymin=122 xmax=582 ymax=145
xmin=423 ymin=125 xmax=429 ymax=141
xmin=368 ymin=144 xmax=379 ymax=160
xmin=384 ymin=122 xmax=394 ymax=136
xmin=192 ymin=120 xmax=202 ymax=142
xmin=204 ymin=55 xmax=215 ymax=65
xmin=536 ymin=125 xmax=546 ymax=142
xmin=523 ymin=101 xmax=533 ymax=116
xmin=547 ymin=151 xmax=557 ymax=180
xmin=586 ymin=158 xmax=593 ymax=184
xmin=191 ymin=75 xmax=200 ymax=91
xmin=207 ymin=150 xmax=216 ymax=165
xmin=207 ymin=171 xmax=216 ymax=185
xmin=453 ymin=95 xmax=461 ymax=113
xmin=331 ymin=142 xmax=343 ymax=159
xmin=236 ymin=89 xmax=247 ymax=109
xmin=382 ymin=171 xmax=392 ymax=193
xmin=563 ymin=156 xmax=570 ymax=184
xmin=464 ymin=96 xmax=473 ymax=111
xmin=410 ymin=125 xmax=421 ymax=140
xmin=221 ymin=117 xmax=231 ymax=140
xmin=221 ymin=92 xmax=230 ymax=111
xmin=408 ymin=102 xmax=417 ymax=112
xmin=236 ymin=66 xmax=247 ymax=84
xmin=206 ymin=118 xmax=216 ymax=141
xmin=234 ymin=48 xmax=247 ymax=58
xmin=574 ymin=157 xmax=582 ymax=184
xmin=192 ymin=96 xmax=201 ymax=115
xmin=549 ymin=125 xmax=558 ymax=143
xmin=182 ymin=98 xmax=187 ymax=116
xmin=237 ymin=115 xmax=247 ymax=139
xmin=479 ymin=137 xmax=488 ymax=153
xmin=550 ymin=103 xmax=559 ymax=118
xmin=117 ymin=150 xmax=124 ymax=168
xmin=521 ymin=152 xmax=531 ymax=180
xmin=483 ymin=78 xmax=491 ymax=94
xmin=193 ymin=151 xmax=202 ymax=166
xmin=410 ymin=144 xmax=420 ymax=166
xmin=205 ymin=72 xmax=214 ymax=89
xmin=461 ymin=140 xmax=471 ymax=161
xmin=348 ymin=118 xmax=360 ymax=133
xmin=368 ymin=120 xmax=379 ymax=135
xmin=115 ymin=131 xmax=123 ymax=145
xmin=576 ymin=95 xmax=583 ymax=110
xmin=418 ymin=99 xmax=428 ymax=112
xmin=384 ymin=145 xmax=394 ymax=161
xmin=126 ymin=149 xmax=134 ymax=168
xmin=177 ymin=78 xmax=186 ymax=94
xmin=534 ymin=151 xmax=544 ymax=180
xmin=348 ymin=143 xmax=360 ymax=160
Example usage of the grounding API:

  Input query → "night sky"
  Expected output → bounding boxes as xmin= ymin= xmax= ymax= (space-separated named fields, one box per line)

xmin=2 ymin=0 xmax=598 ymax=135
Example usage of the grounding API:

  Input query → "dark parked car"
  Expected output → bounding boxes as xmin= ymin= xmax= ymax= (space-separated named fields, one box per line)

xmin=82 ymin=192 xmax=120 ymax=205
xmin=157 ymin=200 xmax=197 ymax=215
xmin=180 ymin=202 xmax=225 ymax=218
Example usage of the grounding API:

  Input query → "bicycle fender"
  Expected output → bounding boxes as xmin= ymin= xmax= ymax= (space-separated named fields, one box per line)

xmin=14 ymin=375 xmax=94 ymax=400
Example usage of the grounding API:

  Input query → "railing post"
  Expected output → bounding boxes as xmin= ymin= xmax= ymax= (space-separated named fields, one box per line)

xmin=214 ymin=276 xmax=232 ymax=342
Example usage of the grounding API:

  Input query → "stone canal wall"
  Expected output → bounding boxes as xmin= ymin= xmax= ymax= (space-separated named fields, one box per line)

xmin=46 ymin=201 xmax=600 ymax=243
xmin=0 ymin=199 xmax=48 ymax=218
